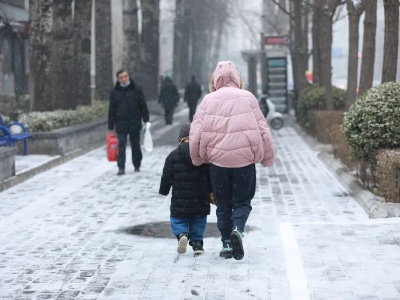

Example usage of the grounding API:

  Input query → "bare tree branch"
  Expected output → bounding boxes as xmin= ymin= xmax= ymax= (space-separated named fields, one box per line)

xmin=333 ymin=2 xmax=347 ymax=22
xmin=238 ymin=9 xmax=261 ymax=47
xmin=270 ymin=0 xmax=294 ymax=19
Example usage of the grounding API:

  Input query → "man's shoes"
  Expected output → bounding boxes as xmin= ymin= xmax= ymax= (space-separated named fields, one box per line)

xmin=191 ymin=240 xmax=204 ymax=255
xmin=134 ymin=167 xmax=140 ymax=172
xmin=219 ymin=239 xmax=233 ymax=259
xmin=230 ymin=227 xmax=244 ymax=260
xmin=117 ymin=169 xmax=125 ymax=176
xmin=177 ymin=233 xmax=189 ymax=254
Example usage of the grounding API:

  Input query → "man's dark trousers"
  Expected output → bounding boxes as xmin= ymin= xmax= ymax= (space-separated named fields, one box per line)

xmin=209 ymin=164 xmax=256 ymax=241
xmin=117 ymin=126 xmax=142 ymax=170
xmin=164 ymin=107 xmax=174 ymax=124
xmin=188 ymin=103 xmax=197 ymax=122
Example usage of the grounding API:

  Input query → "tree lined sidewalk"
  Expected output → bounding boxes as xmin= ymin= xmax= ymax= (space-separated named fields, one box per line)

xmin=1 ymin=121 xmax=400 ymax=299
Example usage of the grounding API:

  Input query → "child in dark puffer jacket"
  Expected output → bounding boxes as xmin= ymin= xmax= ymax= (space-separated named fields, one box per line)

xmin=159 ymin=123 xmax=212 ymax=255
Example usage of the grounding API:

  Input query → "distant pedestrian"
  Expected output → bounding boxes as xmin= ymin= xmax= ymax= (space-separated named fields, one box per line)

xmin=189 ymin=61 xmax=275 ymax=260
xmin=158 ymin=76 xmax=179 ymax=125
xmin=108 ymin=69 xmax=150 ymax=175
xmin=184 ymin=75 xmax=202 ymax=122
xmin=159 ymin=123 xmax=212 ymax=255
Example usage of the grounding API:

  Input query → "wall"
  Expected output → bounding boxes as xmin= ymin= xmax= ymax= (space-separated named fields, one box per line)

xmin=0 ymin=147 xmax=15 ymax=182
xmin=16 ymin=116 xmax=108 ymax=155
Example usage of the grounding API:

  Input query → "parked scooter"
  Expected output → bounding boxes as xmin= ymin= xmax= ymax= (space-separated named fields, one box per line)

xmin=258 ymin=94 xmax=284 ymax=130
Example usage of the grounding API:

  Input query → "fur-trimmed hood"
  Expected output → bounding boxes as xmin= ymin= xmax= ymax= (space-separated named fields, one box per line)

xmin=213 ymin=61 xmax=241 ymax=90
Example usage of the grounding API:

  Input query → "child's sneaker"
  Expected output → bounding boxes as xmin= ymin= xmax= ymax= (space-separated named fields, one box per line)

xmin=230 ymin=227 xmax=244 ymax=260
xmin=191 ymin=240 xmax=204 ymax=255
xmin=177 ymin=233 xmax=189 ymax=254
xmin=219 ymin=239 xmax=233 ymax=259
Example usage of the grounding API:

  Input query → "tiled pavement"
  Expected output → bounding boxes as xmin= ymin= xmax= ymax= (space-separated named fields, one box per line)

xmin=1 ymin=115 xmax=400 ymax=300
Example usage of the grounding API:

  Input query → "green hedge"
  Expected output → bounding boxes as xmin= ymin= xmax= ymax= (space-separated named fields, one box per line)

xmin=298 ymin=84 xmax=346 ymax=127
xmin=18 ymin=101 xmax=108 ymax=132
xmin=343 ymin=82 xmax=400 ymax=186
xmin=343 ymin=82 xmax=400 ymax=164
xmin=376 ymin=149 xmax=400 ymax=203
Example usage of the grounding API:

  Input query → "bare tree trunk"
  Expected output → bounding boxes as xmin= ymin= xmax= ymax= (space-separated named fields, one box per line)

xmin=312 ymin=2 xmax=322 ymax=85
xmin=29 ymin=0 xmax=54 ymax=112
xmin=211 ymin=20 xmax=224 ymax=70
xmin=381 ymin=0 xmax=399 ymax=83
xmin=190 ymin=5 xmax=207 ymax=83
xmin=345 ymin=0 xmax=364 ymax=110
xmin=359 ymin=0 xmax=377 ymax=96
xmin=95 ymin=0 xmax=113 ymax=100
xmin=173 ymin=0 xmax=190 ymax=88
xmin=289 ymin=1 xmax=299 ymax=97
xmin=191 ymin=30 xmax=209 ymax=85
xmin=73 ymin=0 xmax=93 ymax=106
xmin=122 ymin=0 xmax=140 ymax=74
xmin=292 ymin=0 xmax=308 ymax=97
xmin=139 ymin=0 xmax=160 ymax=101
xmin=317 ymin=0 xmax=342 ymax=110
xmin=319 ymin=7 xmax=334 ymax=110
xmin=301 ymin=0 xmax=310 ymax=78
xmin=172 ymin=0 xmax=181 ymax=86
xmin=51 ymin=0 xmax=74 ymax=110
xmin=181 ymin=5 xmax=191 ymax=85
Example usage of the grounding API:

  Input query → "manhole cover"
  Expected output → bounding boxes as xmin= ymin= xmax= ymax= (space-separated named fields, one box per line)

xmin=118 ymin=221 xmax=256 ymax=239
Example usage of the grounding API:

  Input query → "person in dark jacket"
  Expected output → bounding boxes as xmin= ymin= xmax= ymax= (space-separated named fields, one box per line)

xmin=184 ymin=75 xmax=202 ymax=122
xmin=108 ymin=69 xmax=150 ymax=175
xmin=158 ymin=76 xmax=180 ymax=125
xmin=159 ymin=123 xmax=212 ymax=255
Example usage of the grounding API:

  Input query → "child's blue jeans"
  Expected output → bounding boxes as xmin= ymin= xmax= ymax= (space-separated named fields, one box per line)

xmin=170 ymin=215 xmax=207 ymax=241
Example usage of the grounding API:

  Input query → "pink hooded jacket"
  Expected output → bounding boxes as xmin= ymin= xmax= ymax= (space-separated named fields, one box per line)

xmin=189 ymin=61 xmax=275 ymax=168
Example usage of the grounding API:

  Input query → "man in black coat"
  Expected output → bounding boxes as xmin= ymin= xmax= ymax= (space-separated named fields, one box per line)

xmin=108 ymin=69 xmax=150 ymax=175
xmin=158 ymin=76 xmax=180 ymax=125
xmin=184 ymin=75 xmax=202 ymax=122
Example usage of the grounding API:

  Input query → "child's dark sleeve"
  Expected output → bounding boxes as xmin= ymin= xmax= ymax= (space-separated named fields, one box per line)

xmin=159 ymin=154 xmax=174 ymax=195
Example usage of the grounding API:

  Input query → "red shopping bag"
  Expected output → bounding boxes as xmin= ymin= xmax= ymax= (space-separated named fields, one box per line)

xmin=107 ymin=132 xmax=118 ymax=162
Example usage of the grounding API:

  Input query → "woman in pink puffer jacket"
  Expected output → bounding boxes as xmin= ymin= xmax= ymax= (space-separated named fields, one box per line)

xmin=189 ymin=61 xmax=275 ymax=260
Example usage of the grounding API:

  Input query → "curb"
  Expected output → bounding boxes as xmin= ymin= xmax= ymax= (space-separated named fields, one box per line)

xmin=0 ymin=105 xmax=185 ymax=193
xmin=290 ymin=120 xmax=400 ymax=219
xmin=0 ymin=142 xmax=104 ymax=193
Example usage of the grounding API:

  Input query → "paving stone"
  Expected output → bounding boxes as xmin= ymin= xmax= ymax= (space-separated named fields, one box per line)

xmin=1 ymin=120 xmax=400 ymax=299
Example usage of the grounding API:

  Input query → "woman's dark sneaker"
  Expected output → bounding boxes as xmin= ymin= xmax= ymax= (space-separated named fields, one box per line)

xmin=230 ymin=227 xmax=244 ymax=260
xmin=219 ymin=239 xmax=233 ymax=259
xmin=177 ymin=233 xmax=189 ymax=254
xmin=191 ymin=240 xmax=204 ymax=255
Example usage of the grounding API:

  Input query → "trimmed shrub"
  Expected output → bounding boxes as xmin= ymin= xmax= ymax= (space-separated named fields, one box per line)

xmin=342 ymin=82 xmax=400 ymax=164
xmin=343 ymin=82 xmax=400 ymax=187
xmin=18 ymin=101 xmax=108 ymax=132
xmin=307 ymin=110 xmax=344 ymax=143
xmin=298 ymin=84 xmax=346 ymax=127
xmin=376 ymin=149 xmax=400 ymax=203
xmin=330 ymin=124 xmax=356 ymax=170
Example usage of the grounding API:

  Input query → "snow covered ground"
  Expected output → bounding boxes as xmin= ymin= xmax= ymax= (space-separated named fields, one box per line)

xmin=15 ymin=155 xmax=60 ymax=174
xmin=1 ymin=115 xmax=400 ymax=300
